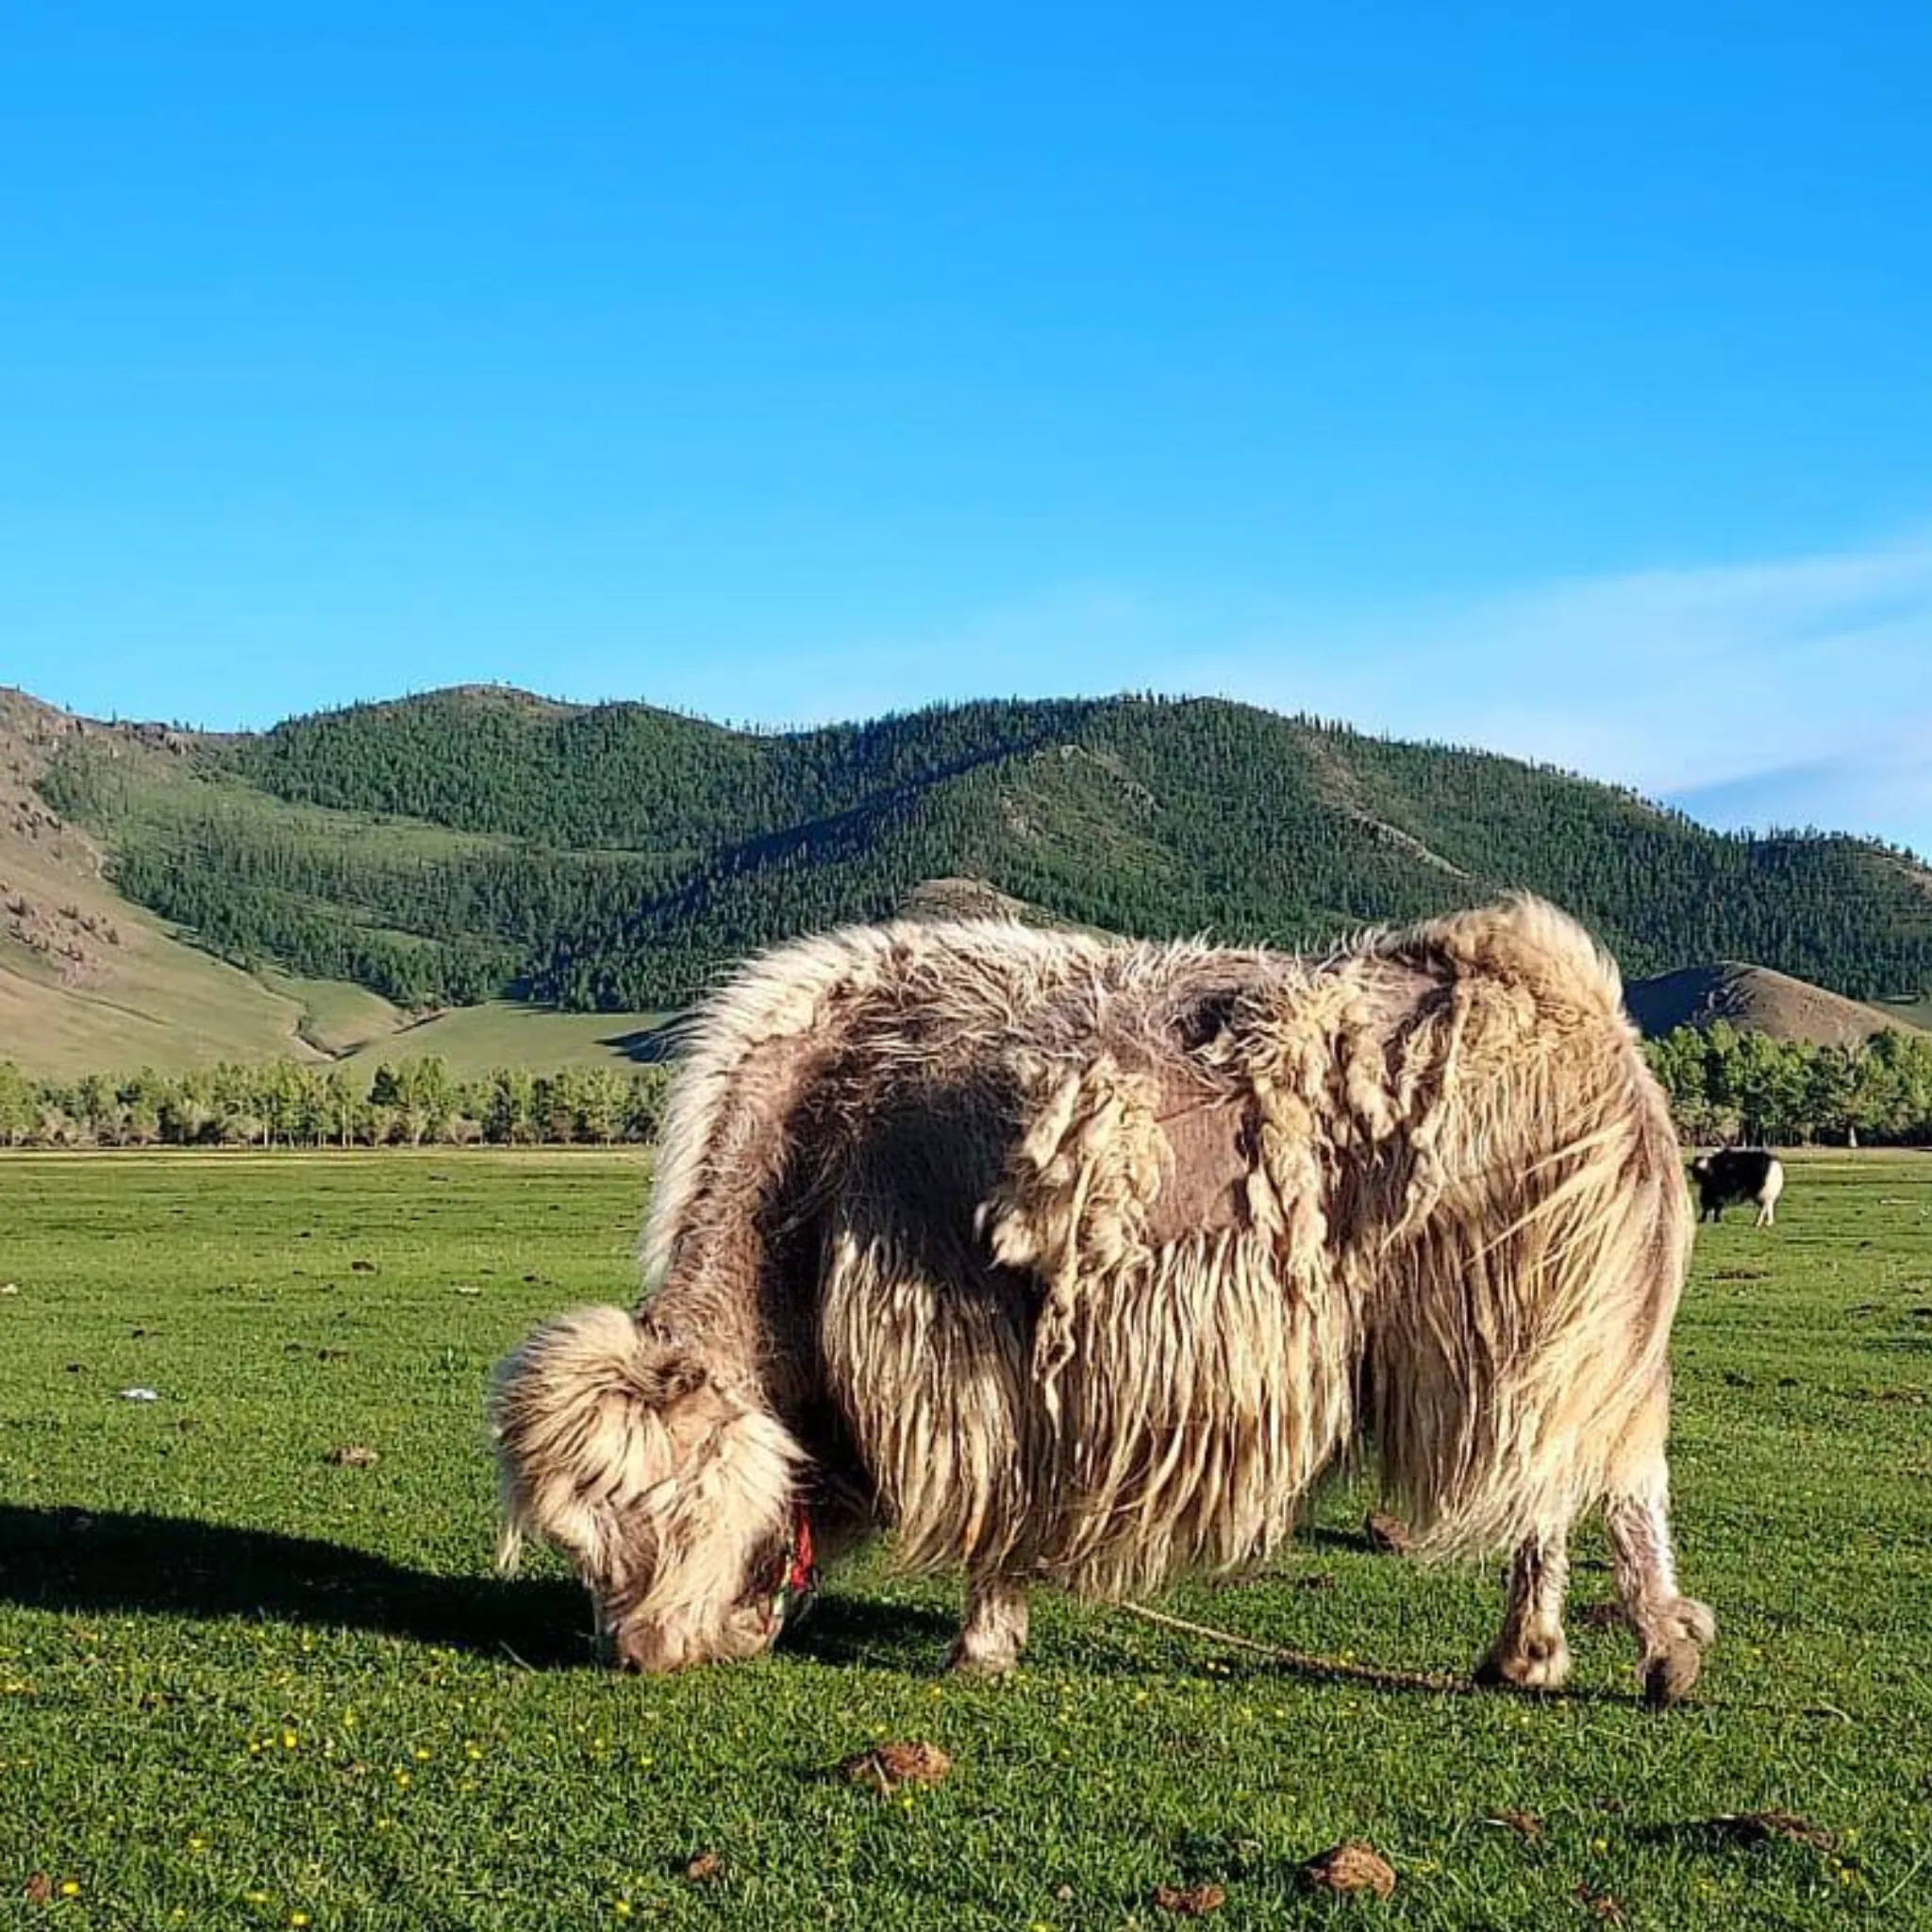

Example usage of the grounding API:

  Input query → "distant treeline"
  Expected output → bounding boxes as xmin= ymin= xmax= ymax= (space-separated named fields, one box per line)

xmin=1644 ymin=1023 xmax=1932 ymax=1147
xmin=0 ymin=1058 xmax=671 ymax=1150
xmin=8 ymin=1023 xmax=1930 ymax=1155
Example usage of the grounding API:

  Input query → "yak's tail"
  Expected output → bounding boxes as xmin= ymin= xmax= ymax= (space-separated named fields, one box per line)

xmin=1368 ymin=897 xmax=1691 ymax=1557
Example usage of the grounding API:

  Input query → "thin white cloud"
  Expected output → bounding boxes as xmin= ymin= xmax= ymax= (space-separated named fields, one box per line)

xmin=1668 ymin=735 xmax=1932 ymax=856
xmin=1221 ymin=532 xmax=1932 ymax=791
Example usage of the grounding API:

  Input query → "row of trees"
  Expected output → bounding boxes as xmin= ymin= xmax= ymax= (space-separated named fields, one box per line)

xmin=0 ymin=1058 xmax=672 ymax=1150
xmin=9 ymin=1021 xmax=1927 ymax=1157
xmin=1644 ymin=1022 xmax=1932 ymax=1146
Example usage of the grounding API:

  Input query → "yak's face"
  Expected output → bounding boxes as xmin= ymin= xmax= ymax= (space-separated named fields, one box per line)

xmin=1688 ymin=1156 xmax=1713 ymax=1182
xmin=594 ymin=1522 xmax=791 ymax=1674
xmin=559 ymin=1414 xmax=796 ymax=1674
xmin=601 ymin=1587 xmax=779 ymax=1674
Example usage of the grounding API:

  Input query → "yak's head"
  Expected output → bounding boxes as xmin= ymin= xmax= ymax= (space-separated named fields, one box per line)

xmin=489 ymin=1306 xmax=803 ymax=1671
xmin=1687 ymin=1155 xmax=1714 ymax=1183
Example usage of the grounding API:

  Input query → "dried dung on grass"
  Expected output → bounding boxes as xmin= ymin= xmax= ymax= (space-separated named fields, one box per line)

xmin=325 ymin=1444 xmax=380 ymax=1469
xmin=1152 ymin=1881 xmax=1226 ymax=1916
xmin=1299 ymin=1841 xmax=1396 ymax=1899
xmin=839 ymin=1740 xmax=951 ymax=1793
xmin=683 ymin=1852 xmax=723 ymax=1883
xmin=1700 ymin=1811 xmax=1836 ymax=1851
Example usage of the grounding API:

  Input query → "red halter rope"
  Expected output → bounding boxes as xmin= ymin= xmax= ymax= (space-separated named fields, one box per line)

xmin=762 ymin=1511 xmax=819 ymax=1637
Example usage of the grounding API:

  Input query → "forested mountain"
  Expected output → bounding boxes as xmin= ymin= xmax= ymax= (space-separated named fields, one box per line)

xmin=33 ymin=685 xmax=1932 ymax=1013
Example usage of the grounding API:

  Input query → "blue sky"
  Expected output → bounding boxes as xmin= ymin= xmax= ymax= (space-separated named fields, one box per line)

xmin=3 ymin=4 xmax=1928 ymax=854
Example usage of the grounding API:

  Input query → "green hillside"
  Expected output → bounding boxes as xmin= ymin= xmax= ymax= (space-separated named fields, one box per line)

xmin=34 ymin=686 xmax=1932 ymax=1015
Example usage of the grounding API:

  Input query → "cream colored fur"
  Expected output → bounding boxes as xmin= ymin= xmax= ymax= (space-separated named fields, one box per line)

xmin=492 ymin=896 xmax=1713 ymax=1700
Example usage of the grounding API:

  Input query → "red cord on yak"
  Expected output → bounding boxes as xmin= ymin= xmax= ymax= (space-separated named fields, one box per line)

xmin=765 ymin=1511 xmax=819 ymax=1637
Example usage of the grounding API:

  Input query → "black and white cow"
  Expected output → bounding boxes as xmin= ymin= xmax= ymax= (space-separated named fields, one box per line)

xmin=1689 ymin=1149 xmax=1785 ymax=1227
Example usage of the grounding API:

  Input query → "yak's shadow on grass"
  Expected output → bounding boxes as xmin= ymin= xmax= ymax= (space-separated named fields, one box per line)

xmin=1299 ymin=1523 xmax=1387 ymax=1556
xmin=0 ymin=1503 xmax=954 ymax=1675
xmin=0 ymin=1505 xmax=591 ymax=1665
xmin=778 ymin=1593 xmax=957 ymax=1672
xmin=0 ymin=1505 xmax=1628 ymax=1703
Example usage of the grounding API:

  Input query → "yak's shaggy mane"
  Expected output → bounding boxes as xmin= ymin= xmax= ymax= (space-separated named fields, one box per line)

xmin=492 ymin=897 xmax=1711 ymax=1697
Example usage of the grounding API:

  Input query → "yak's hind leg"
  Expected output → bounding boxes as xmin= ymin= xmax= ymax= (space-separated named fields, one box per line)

xmin=947 ymin=1574 xmax=1029 ymax=1677
xmin=1604 ymin=1432 xmax=1715 ymax=1707
xmin=1477 ymin=1524 xmax=1574 ymax=1691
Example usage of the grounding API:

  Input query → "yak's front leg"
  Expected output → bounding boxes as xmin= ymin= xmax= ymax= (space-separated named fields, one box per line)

xmin=1606 ymin=1475 xmax=1715 ymax=1708
xmin=1477 ymin=1524 xmax=1574 ymax=1691
xmin=947 ymin=1574 xmax=1029 ymax=1676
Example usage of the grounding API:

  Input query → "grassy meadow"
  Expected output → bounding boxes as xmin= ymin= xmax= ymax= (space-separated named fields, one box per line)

xmin=255 ymin=971 xmax=675 ymax=1074
xmin=1 ymin=1150 xmax=1928 ymax=1929
xmin=335 ymin=1002 xmax=673 ymax=1078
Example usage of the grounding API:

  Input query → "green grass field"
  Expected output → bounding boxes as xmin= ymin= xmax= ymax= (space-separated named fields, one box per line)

xmin=2 ymin=1152 xmax=1928 ymax=1929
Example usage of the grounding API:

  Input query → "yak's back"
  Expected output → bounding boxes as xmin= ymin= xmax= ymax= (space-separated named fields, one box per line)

xmin=642 ymin=896 xmax=1648 ymax=1301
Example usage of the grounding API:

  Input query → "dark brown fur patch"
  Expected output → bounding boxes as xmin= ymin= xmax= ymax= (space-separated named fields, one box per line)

xmin=1147 ymin=1089 xmax=1253 ymax=1244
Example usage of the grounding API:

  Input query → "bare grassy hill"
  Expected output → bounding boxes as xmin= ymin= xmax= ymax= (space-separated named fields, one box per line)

xmin=1624 ymin=959 xmax=1925 ymax=1046
xmin=0 ymin=691 xmax=346 ymax=1075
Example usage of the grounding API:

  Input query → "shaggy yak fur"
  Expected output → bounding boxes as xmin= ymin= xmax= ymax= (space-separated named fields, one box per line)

xmin=491 ymin=896 xmax=1715 ymax=1706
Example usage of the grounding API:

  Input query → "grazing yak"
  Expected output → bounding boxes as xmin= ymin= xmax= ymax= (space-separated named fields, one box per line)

xmin=491 ymin=897 xmax=1714 ymax=1707
xmin=1689 ymin=1148 xmax=1785 ymax=1227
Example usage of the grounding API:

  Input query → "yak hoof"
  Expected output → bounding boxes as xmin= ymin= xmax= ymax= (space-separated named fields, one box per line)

xmin=945 ymin=1641 xmax=1021 ymax=1680
xmin=1640 ymin=1597 xmax=1714 ymax=1708
xmin=1475 ymin=1628 xmax=1573 ymax=1693
xmin=1641 ymin=1641 xmax=1704 ymax=1708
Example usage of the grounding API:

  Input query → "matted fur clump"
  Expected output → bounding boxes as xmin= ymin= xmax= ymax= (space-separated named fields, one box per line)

xmin=491 ymin=897 xmax=1714 ymax=1703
